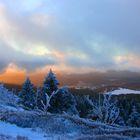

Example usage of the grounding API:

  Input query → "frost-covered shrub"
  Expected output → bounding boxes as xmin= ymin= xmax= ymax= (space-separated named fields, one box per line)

xmin=49 ymin=87 xmax=79 ymax=115
xmin=37 ymin=90 xmax=59 ymax=115
xmin=0 ymin=84 xmax=19 ymax=106
xmin=87 ymin=94 xmax=120 ymax=125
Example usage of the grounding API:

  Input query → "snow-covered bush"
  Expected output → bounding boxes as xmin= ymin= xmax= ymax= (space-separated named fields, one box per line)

xmin=0 ymin=84 xmax=19 ymax=106
xmin=87 ymin=93 xmax=120 ymax=125
xmin=37 ymin=89 xmax=59 ymax=115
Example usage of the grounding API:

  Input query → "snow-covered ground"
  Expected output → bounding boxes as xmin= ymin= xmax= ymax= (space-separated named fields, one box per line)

xmin=0 ymin=121 xmax=74 ymax=140
xmin=1 ymin=107 xmax=140 ymax=140
xmin=0 ymin=121 xmax=47 ymax=140
xmin=106 ymin=88 xmax=140 ymax=95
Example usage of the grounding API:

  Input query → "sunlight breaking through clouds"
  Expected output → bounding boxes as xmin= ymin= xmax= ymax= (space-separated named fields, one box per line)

xmin=0 ymin=0 xmax=139 ymax=73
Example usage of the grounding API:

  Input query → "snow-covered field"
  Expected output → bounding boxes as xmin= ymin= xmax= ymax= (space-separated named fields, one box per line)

xmin=0 ymin=121 xmax=48 ymax=140
xmin=106 ymin=88 xmax=140 ymax=95
xmin=0 ymin=121 xmax=77 ymax=140
xmin=1 ymin=107 xmax=140 ymax=140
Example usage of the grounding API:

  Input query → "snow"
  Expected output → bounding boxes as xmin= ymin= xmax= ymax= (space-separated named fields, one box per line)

xmin=0 ymin=84 xmax=19 ymax=106
xmin=0 ymin=121 xmax=69 ymax=140
xmin=106 ymin=88 xmax=140 ymax=95
xmin=0 ymin=121 xmax=48 ymax=140
xmin=0 ymin=104 xmax=24 ymax=112
xmin=1 ymin=112 xmax=140 ymax=140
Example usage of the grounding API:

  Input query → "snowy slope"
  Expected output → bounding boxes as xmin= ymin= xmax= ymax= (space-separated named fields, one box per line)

xmin=106 ymin=88 xmax=140 ymax=95
xmin=0 ymin=121 xmax=47 ymax=140
xmin=0 ymin=121 xmax=70 ymax=140
xmin=1 ymin=110 xmax=140 ymax=140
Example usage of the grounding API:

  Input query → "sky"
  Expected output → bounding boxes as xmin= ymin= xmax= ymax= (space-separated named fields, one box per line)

xmin=0 ymin=0 xmax=140 ymax=84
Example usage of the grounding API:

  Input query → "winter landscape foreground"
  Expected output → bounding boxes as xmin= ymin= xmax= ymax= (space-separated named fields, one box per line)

xmin=1 ymin=70 xmax=140 ymax=140
xmin=1 ymin=105 xmax=140 ymax=140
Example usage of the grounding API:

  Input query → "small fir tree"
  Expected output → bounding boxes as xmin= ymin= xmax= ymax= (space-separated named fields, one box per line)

xmin=43 ymin=69 xmax=59 ymax=95
xmin=19 ymin=78 xmax=36 ymax=109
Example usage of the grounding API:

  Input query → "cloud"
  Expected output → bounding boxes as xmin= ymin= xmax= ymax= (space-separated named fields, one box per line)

xmin=0 ymin=41 xmax=57 ymax=72
xmin=0 ymin=0 xmax=140 ymax=72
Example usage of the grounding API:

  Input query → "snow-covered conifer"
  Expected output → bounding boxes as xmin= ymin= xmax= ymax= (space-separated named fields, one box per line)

xmin=19 ymin=78 xmax=36 ymax=109
xmin=43 ymin=69 xmax=59 ymax=95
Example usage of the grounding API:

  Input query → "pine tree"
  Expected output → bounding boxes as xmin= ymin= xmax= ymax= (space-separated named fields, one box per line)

xmin=19 ymin=78 xmax=36 ymax=109
xmin=127 ymin=106 xmax=140 ymax=127
xmin=43 ymin=69 xmax=59 ymax=95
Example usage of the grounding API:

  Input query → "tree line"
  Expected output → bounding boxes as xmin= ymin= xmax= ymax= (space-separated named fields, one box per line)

xmin=18 ymin=69 xmax=140 ymax=127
